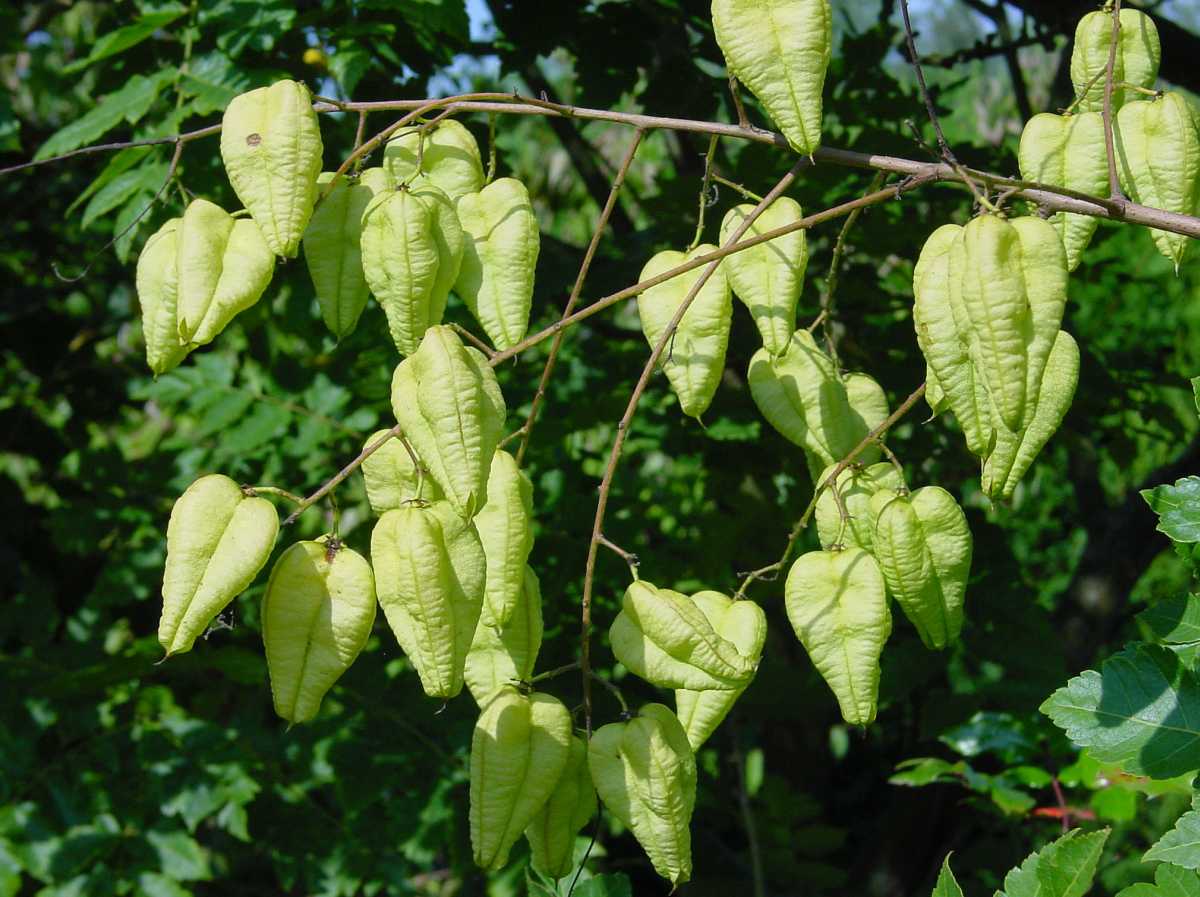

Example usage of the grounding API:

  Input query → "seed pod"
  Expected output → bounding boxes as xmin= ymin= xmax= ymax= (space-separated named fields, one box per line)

xmin=843 ymin=372 xmax=890 ymax=448
xmin=261 ymin=536 xmax=376 ymax=723
xmin=1115 ymin=92 xmax=1200 ymax=270
xmin=1070 ymin=8 xmax=1160 ymax=112
xmin=924 ymin=362 xmax=948 ymax=416
xmin=159 ymin=475 xmax=279 ymax=657
xmin=814 ymin=462 xmax=905 ymax=551
xmin=361 ymin=187 xmax=444 ymax=356
xmin=784 ymin=548 xmax=890 ymax=726
xmin=465 ymin=566 xmax=543 ymax=705
xmin=455 ymin=178 xmax=541 ymax=351
xmin=637 ymin=245 xmax=732 ymax=420
xmin=302 ymin=169 xmax=387 ymax=339
xmin=674 ymin=593 xmax=767 ymax=749
xmin=371 ymin=502 xmax=485 ymax=698
xmin=870 ymin=487 xmax=972 ymax=650
xmin=588 ymin=703 xmax=697 ymax=886
xmin=175 ymin=198 xmax=275 ymax=346
xmin=913 ymin=223 xmax=994 ymax=457
xmin=383 ymin=119 xmax=484 ymax=201
xmin=411 ymin=176 xmax=465 ymax=315
xmin=609 ymin=580 xmax=756 ymax=690
xmin=1017 ymin=112 xmax=1108 ymax=272
xmin=220 ymin=79 xmax=324 ymax=258
xmin=712 ymin=0 xmax=832 ymax=156
xmin=474 ymin=450 xmax=535 ymax=626
xmin=470 ymin=686 xmax=572 ymax=871
xmin=718 ymin=197 xmax=807 ymax=356
xmin=389 ymin=325 xmax=507 ymax=518
xmin=525 ymin=734 xmax=597 ymax=880
xmin=982 ymin=330 xmax=1080 ymax=501
xmin=360 ymin=429 xmax=443 ymax=514
xmin=135 ymin=218 xmax=189 ymax=375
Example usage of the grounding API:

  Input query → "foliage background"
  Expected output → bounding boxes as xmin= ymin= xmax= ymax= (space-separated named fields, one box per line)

xmin=2 ymin=1 xmax=1200 ymax=895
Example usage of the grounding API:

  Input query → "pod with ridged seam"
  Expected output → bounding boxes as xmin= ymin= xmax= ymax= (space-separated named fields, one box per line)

xmin=784 ymin=547 xmax=890 ymax=726
xmin=525 ymin=734 xmax=596 ymax=880
xmin=175 ymin=199 xmax=275 ymax=346
xmin=588 ymin=703 xmax=697 ymax=886
xmin=159 ymin=474 xmax=279 ymax=657
xmin=135 ymin=218 xmax=189 ymax=375
xmin=360 ymin=428 xmax=443 ymax=514
xmin=674 ymin=593 xmax=767 ymax=749
xmin=370 ymin=501 xmax=485 ymax=698
xmin=637 ymin=245 xmax=732 ymax=420
xmin=470 ymin=685 xmax=571 ymax=871
xmin=814 ymin=462 xmax=905 ymax=551
xmin=719 ymin=197 xmax=807 ymax=356
xmin=220 ymin=79 xmax=324 ymax=258
xmin=1070 ymin=8 xmax=1160 ymax=112
xmin=455 ymin=177 xmax=541 ymax=351
xmin=410 ymin=176 xmax=465 ymax=316
xmin=464 ymin=566 xmax=543 ymax=705
xmin=389 ymin=325 xmax=507 ymax=518
xmin=261 ymin=536 xmax=376 ymax=723
xmin=473 ymin=449 xmax=534 ymax=627
xmin=870 ymin=487 xmax=972 ymax=650
xmin=383 ymin=119 xmax=484 ymax=201
xmin=609 ymin=580 xmax=756 ymax=690
xmin=712 ymin=0 xmax=832 ymax=156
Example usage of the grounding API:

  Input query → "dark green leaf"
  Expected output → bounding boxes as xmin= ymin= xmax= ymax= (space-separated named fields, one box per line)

xmin=1117 ymin=864 xmax=1200 ymax=897
xmin=34 ymin=72 xmax=175 ymax=161
xmin=1139 ymin=596 xmax=1200 ymax=646
xmin=1141 ymin=477 xmax=1200 ymax=543
xmin=64 ymin=7 xmax=188 ymax=73
xmin=81 ymin=163 xmax=167 ymax=232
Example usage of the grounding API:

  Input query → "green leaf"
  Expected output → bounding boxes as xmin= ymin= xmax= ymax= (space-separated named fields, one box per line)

xmin=1117 ymin=864 xmax=1200 ymax=897
xmin=999 ymin=828 xmax=1110 ymax=897
xmin=65 ymin=146 xmax=153 ymax=217
xmin=932 ymin=855 xmax=964 ymax=897
xmin=113 ymin=189 xmax=157 ymax=263
xmin=1040 ymin=644 xmax=1200 ymax=779
xmin=179 ymin=52 xmax=251 ymax=115
xmin=1144 ymin=806 xmax=1200 ymax=869
xmin=34 ymin=72 xmax=174 ymax=161
xmin=144 ymin=829 xmax=211 ymax=882
xmin=1142 ymin=477 xmax=1200 ymax=543
xmin=889 ymin=757 xmax=964 ymax=787
xmin=135 ymin=871 xmax=192 ymax=897
xmin=1139 ymin=596 xmax=1200 ymax=646
xmin=571 ymin=874 xmax=633 ymax=897
xmin=81 ymin=163 xmax=167 ymax=232
xmin=64 ymin=6 xmax=188 ymax=74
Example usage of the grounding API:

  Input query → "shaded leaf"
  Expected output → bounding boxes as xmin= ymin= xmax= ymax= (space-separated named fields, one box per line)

xmin=1142 ymin=477 xmax=1200 ymax=543
xmin=1139 ymin=596 xmax=1200 ymax=646
xmin=35 ymin=72 xmax=175 ymax=161
xmin=64 ymin=7 xmax=188 ymax=73
xmin=1144 ymin=806 xmax=1200 ymax=869
xmin=1117 ymin=864 xmax=1200 ymax=897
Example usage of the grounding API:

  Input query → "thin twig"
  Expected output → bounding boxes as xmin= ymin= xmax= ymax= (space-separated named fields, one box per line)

xmin=819 ymin=172 xmax=884 ymax=365
xmin=449 ymin=322 xmax=496 ymax=359
xmin=1102 ymin=0 xmax=1125 ymax=202
xmin=597 ymin=534 xmax=639 ymax=580
xmin=247 ymin=485 xmax=305 ymax=504
xmin=689 ymin=134 xmax=721 ymax=251
xmin=711 ymin=173 xmax=763 ymax=202
xmin=529 ymin=661 xmax=581 ymax=685
xmin=283 ymin=423 xmax=402 ymax=526
xmin=728 ymin=76 xmax=751 ymax=129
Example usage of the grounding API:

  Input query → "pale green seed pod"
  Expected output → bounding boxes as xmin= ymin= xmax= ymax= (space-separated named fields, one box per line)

xmin=383 ymin=119 xmax=484 ymax=201
xmin=470 ymin=686 xmax=572 ymax=871
xmin=712 ymin=0 xmax=832 ymax=156
xmin=609 ymin=580 xmax=756 ymax=690
xmin=361 ymin=188 xmax=444 ymax=356
xmin=718 ymin=197 xmax=807 ymax=356
xmin=924 ymin=362 xmax=948 ymax=416
xmin=410 ymin=176 xmax=465 ymax=316
xmin=135 ymin=218 xmax=189 ymax=375
xmin=674 ymin=593 xmax=767 ymax=749
xmin=465 ymin=566 xmax=543 ymax=705
xmin=175 ymin=198 xmax=275 ymax=347
xmin=844 ymin=372 xmax=890 ymax=448
xmin=159 ymin=474 xmax=279 ymax=657
xmin=871 ymin=487 xmax=972 ymax=650
xmin=784 ymin=548 xmax=891 ymax=726
xmin=588 ymin=703 xmax=697 ymax=886
xmin=220 ymin=79 xmax=324 ymax=258
xmin=814 ymin=462 xmax=905 ymax=551
xmin=371 ymin=502 xmax=485 ymax=698
xmin=261 ymin=536 xmax=376 ymax=723
xmin=360 ymin=428 xmax=443 ymax=514
xmin=302 ymin=170 xmax=386 ymax=339
xmin=474 ymin=450 xmax=534 ymax=627
xmin=1018 ymin=112 xmax=1108 ymax=272
xmin=1011 ymin=215 xmax=1069 ymax=417
xmin=1070 ymin=8 xmax=1160 ymax=112
xmin=389 ymin=325 xmax=507 ymax=518
xmin=1115 ymin=92 xmax=1200 ymax=270
xmin=525 ymin=734 xmax=597 ymax=880
xmin=637 ymin=245 xmax=732 ymax=420
xmin=982 ymin=330 xmax=1080 ymax=501
xmin=455 ymin=177 xmax=541 ymax=351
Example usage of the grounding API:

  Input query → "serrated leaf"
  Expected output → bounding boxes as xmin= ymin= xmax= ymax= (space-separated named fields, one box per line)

xmin=63 ymin=7 xmax=187 ymax=73
xmin=999 ymin=828 xmax=1109 ymax=897
xmin=1139 ymin=597 xmax=1200 ymax=646
xmin=1142 ymin=477 xmax=1200 ymax=543
xmin=34 ymin=72 xmax=174 ymax=160
xmin=1144 ymin=807 xmax=1200 ymax=869
xmin=1040 ymin=644 xmax=1200 ymax=779
xmin=65 ymin=146 xmax=152 ymax=217
xmin=933 ymin=855 xmax=964 ymax=897
xmin=81 ymin=163 xmax=167 ymax=231
xmin=1117 ymin=864 xmax=1200 ymax=897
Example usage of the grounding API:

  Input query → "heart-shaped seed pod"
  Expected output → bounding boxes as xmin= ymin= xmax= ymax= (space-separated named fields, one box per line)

xmin=135 ymin=217 xmax=189 ymax=375
xmin=464 ymin=566 xmax=543 ymax=706
xmin=525 ymin=733 xmax=597 ymax=880
xmin=473 ymin=449 xmax=534 ymax=627
xmin=1070 ymin=7 xmax=1160 ymax=113
xmin=360 ymin=428 xmax=443 ymax=514
xmin=383 ymin=119 xmax=484 ymax=201
xmin=814 ymin=461 xmax=906 ymax=551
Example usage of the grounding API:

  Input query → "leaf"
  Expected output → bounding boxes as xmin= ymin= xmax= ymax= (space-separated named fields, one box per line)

xmin=571 ymin=874 xmax=633 ymax=897
xmin=889 ymin=757 xmax=965 ymax=787
xmin=1141 ymin=477 xmax=1200 ymax=543
xmin=144 ymin=829 xmax=211 ymax=881
xmin=999 ymin=828 xmax=1110 ymax=897
xmin=1139 ymin=596 xmax=1200 ymax=646
xmin=932 ymin=855 xmax=964 ymax=897
xmin=1117 ymin=864 xmax=1200 ymax=897
xmin=65 ymin=146 xmax=153 ymax=217
xmin=1144 ymin=806 xmax=1200 ymax=868
xmin=34 ymin=72 xmax=174 ymax=161
xmin=179 ymin=51 xmax=251 ymax=115
xmin=80 ymin=163 xmax=167 ymax=231
xmin=63 ymin=6 xmax=188 ymax=73
xmin=1040 ymin=644 xmax=1200 ymax=779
